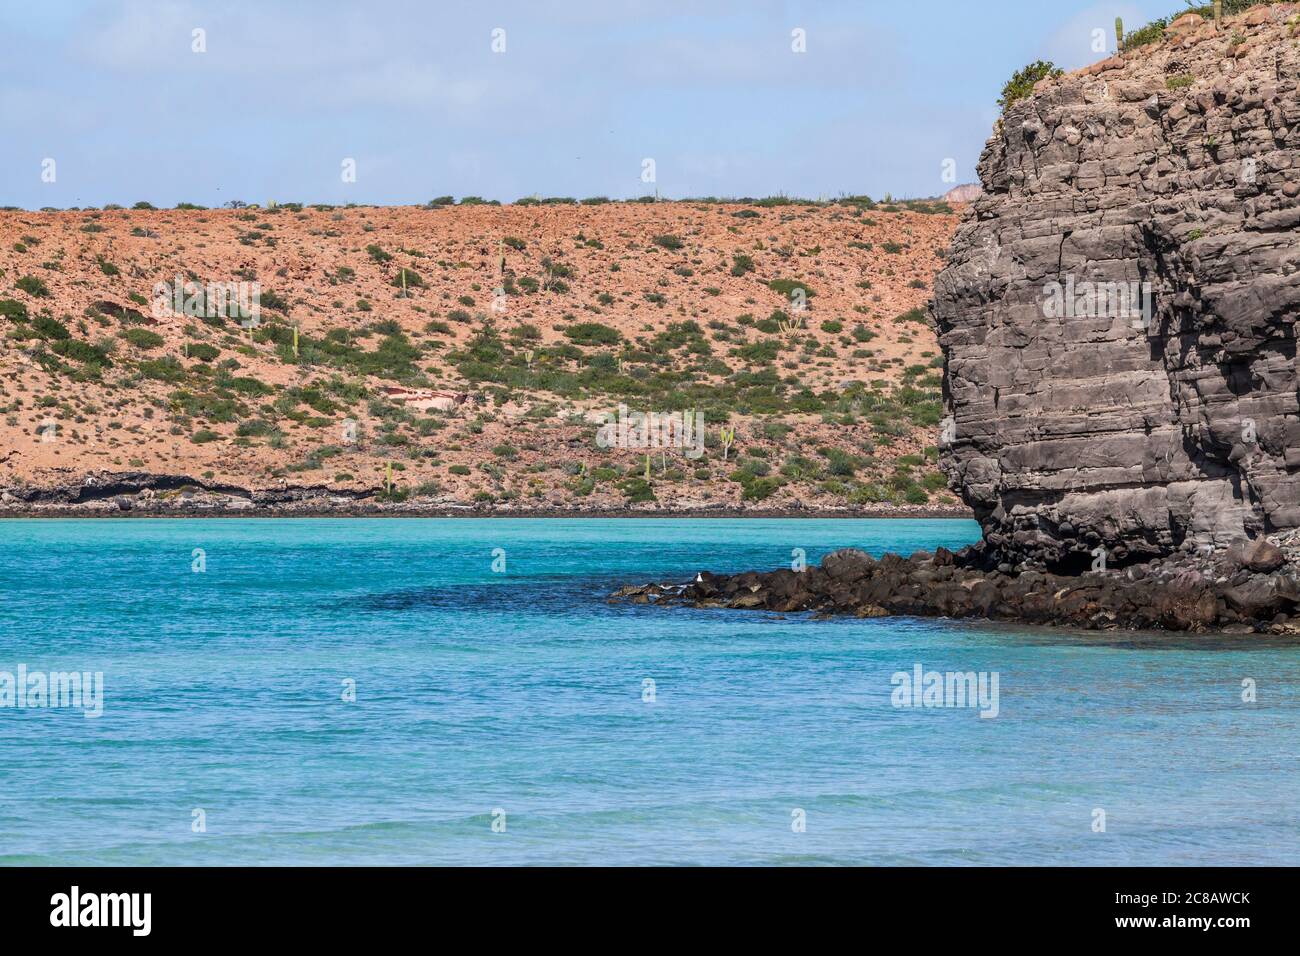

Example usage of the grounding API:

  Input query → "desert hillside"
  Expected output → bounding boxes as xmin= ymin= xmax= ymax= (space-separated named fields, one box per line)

xmin=0 ymin=198 xmax=962 ymax=513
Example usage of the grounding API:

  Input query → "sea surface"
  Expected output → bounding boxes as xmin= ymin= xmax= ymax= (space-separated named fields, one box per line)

xmin=1 ymin=517 xmax=1297 ymax=866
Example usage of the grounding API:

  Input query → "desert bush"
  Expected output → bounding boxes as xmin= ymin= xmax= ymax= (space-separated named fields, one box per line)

xmin=564 ymin=322 xmax=622 ymax=345
xmin=25 ymin=315 xmax=70 ymax=341
xmin=768 ymin=278 xmax=816 ymax=300
xmin=123 ymin=328 xmax=164 ymax=349
xmin=392 ymin=268 xmax=424 ymax=289
xmin=16 ymin=275 xmax=49 ymax=297
xmin=999 ymin=60 xmax=1063 ymax=111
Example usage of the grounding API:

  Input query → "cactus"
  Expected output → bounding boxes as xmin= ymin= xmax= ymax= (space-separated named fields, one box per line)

xmin=778 ymin=315 xmax=804 ymax=339
xmin=400 ymin=267 xmax=408 ymax=298
xmin=643 ymin=454 xmax=651 ymax=481
xmin=1115 ymin=17 xmax=1124 ymax=51
xmin=1214 ymin=0 xmax=1222 ymax=29
xmin=292 ymin=325 xmax=299 ymax=358
xmin=385 ymin=461 xmax=393 ymax=495
xmin=720 ymin=425 xmax=736 ymax=462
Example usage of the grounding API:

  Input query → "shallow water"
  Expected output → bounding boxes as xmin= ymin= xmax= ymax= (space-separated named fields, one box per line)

xmin=0 ymin=517 xmax=1296 ymax=865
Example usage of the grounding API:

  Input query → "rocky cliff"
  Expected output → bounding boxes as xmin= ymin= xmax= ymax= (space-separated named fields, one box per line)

xmin=934 ymin=5 xmax=1300 ymax=571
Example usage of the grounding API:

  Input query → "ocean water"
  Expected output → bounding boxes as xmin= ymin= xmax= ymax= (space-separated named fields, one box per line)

xmin=1 ymin=517 xmax=1297 ymax=866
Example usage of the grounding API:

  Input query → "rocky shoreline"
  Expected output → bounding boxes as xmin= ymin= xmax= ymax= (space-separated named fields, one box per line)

xmin=0 ymin=471 xmax=973 ymax=520
xmin=613 ymin=537 xmax=1300 ymax=635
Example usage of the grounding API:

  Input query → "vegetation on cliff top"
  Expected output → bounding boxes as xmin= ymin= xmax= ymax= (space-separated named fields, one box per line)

xmin=998 ymin=60 xmax=1064 ymax=111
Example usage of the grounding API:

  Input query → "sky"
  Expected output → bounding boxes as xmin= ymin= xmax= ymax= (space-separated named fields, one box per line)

xmin=1 ymin=0 xmax=1190 ymax=209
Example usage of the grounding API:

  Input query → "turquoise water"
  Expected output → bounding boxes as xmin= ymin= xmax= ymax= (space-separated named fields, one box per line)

xmin=1 ymin=517 xmax=1297 ymax=866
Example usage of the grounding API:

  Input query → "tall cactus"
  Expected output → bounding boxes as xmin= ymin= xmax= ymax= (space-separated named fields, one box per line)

xmin=1115 ymin=17 xmax=1124 ymax=51
xmin=1214 ymin=0 xmax=1222 ymax=29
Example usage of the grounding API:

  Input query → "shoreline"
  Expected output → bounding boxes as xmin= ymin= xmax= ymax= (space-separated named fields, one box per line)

xmin=0 ymin=505 xmax=973 ymax=520
xmin=0 ymin=473 xmax=971 ymax=521
xmin=614 ymin=540 xmax=1300 ymax=636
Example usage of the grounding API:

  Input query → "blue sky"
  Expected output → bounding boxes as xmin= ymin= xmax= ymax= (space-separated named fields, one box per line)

xmin=2 ymin=0 xmax=1187 ymax=208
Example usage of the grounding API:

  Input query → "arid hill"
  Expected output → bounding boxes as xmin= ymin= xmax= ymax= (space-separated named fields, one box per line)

xmin=0 ymin=198 xmax=962 ymax=514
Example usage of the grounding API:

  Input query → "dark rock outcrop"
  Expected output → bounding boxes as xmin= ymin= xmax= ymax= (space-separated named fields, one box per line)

xmin=616 ymin=543 xmax=1300 ymax=634
xmin=933 ymin=8 xmax=1300 ymax=570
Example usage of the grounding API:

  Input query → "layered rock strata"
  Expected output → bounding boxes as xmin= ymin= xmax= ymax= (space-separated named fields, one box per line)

xmin=934 ymin=6 xmax=1300 ymax=569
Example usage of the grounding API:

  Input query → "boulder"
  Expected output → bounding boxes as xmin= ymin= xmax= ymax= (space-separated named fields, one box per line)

xmin=1226 ymin=539 xmax=1286 ymax=573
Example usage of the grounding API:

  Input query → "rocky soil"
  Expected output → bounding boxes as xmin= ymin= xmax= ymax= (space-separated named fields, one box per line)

xmin=0 ymin=198 xmax=962 ymax=515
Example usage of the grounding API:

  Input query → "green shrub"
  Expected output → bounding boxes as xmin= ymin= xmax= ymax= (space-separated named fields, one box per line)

xmin=235 ymin=419 xmax=276 ymax=437
xmin=0 ymin=299 xmax=28 ymax=320
xmin=564 ymin=322 xmax=621 ymax=345
xmin=16 ymin=275 xmax=49 ymax=297
xmin=999 ymin=60 xmax=1063 ymax=111
xmin=825 ymin=447 xmax=861 ymax=477
xmin=652 ymin=234 xmax=684 ymax=250
xmin=30 ymin=315 xmax=70 ymax=340
xmin=737 ymin=340 xmax=780 ymax=363
xmin=742 ymin=476 xmax=783 ymax=501
xmin=620 ymin=477 xmax=656 ymax=503
xmin=52 ymin=339 xmax=110 ymax=365
xmin=260 ymin=289 xmax=290 ymax=312
xmin=768 ymin=278 xmax=816 ymax=300
xmin=123 ymin=327 xmax=165 ymax=349
xmin=392 ymin=268 xmax=424 ymax=289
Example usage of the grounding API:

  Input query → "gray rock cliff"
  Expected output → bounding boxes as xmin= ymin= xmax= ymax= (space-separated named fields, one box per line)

xmin=934 ymin=6 xmax=1300 ymax=570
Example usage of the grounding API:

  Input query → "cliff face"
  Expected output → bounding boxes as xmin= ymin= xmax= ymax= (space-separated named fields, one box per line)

xmin=934 ymin=6 xmax=1300 ymax=570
